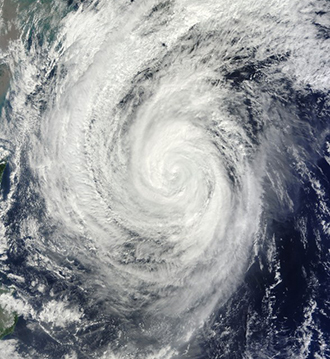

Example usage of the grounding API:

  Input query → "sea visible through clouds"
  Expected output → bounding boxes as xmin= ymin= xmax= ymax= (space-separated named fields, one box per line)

xmin=0 ymin=0 xmax=329 ymax=358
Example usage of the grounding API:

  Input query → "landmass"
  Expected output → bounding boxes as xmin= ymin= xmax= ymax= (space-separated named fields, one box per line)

xmin=0 ymin=161 xmax=18 ymax=339
xmin=0 ymin=288 xmax=18 ymax=339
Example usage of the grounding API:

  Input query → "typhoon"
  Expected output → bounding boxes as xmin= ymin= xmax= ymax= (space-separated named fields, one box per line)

xmin=0 ymin=0 xmax=329 ymax=358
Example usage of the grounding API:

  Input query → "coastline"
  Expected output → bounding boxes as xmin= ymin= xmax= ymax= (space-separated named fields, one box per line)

xmin=0 ymin=0 xmax=19 ymax=105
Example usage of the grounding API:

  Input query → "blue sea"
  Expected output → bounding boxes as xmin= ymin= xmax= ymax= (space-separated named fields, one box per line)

xmin=0 ymin=0 xmax=329 ymax=358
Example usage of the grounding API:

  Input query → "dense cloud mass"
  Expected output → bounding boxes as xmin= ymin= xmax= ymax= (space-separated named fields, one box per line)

xmin=0 ymin=0 xmax=329 ymax=358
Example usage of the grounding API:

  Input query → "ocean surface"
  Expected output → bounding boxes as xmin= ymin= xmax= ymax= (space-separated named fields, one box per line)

xmin=0 ymin=0 xmax=329 ymax=358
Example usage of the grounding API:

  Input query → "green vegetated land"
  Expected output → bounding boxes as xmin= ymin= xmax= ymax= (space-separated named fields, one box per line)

xmin=0 ymin=289 xmax=18 ymax=339
xmin=0 ymin=161 xmax=18 ymax=339
xmin=0 ymin=0 xmax=18 ymax=340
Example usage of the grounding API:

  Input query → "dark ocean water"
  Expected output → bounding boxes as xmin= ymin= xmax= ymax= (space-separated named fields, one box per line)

xmin=0 ymin=0 xmax=329 ymax=358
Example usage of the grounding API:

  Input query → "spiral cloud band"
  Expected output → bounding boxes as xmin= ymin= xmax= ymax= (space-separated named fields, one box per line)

xmin=34 ymin=2 xmax=263 ymax=344
xmin=0 ymin=0 xmax=329 ymax=357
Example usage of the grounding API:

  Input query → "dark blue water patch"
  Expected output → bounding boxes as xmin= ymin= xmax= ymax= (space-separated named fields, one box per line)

xmin=147 ymin=0 xmax=172 ymax=18
xmin=298 ymin=145 xmax=330 ymax=355
xmin=265 ymin=153 xmax=330 ymax=356
xmin=4 ymin=182 xmax=46 ymax=237
xmin=24 ymin=63 xmax=59 ymax=114
xmin=66 ymin=0 xmax=89 ymax=12
xmin=1 ymin=160 xmax=11 ymax=200
xmin=314 ymin=22 xmax=330 ymax=39
xmin=76 ymin=318 xmax=122 ymax=352
xmin=22 ymin=7 xmax=67 ymax=53
xmin=271 ymin=219 xmax=315 ymax=322
xmin=2 ymin=148 xmax=53 ymax=237
xmin=5 ymin=234 xmax=95 ymax=297
xmin=295 ymin=88 xmax=330 ymax=133
xmin=224 ymin=52 xmax=290 ymax=87
xmin=226 ymin=94 xmax=268 ymax=145
xmin=225 ymin=60 xmax=273 ymax=85
xmin=2 ymin=259 xmax=119 ymax=357
xmin=117 ymin=82 xmax=150 ymax=120
xmin=3 ymin=233 xmax=130 ymax=356
xmin=12 ymin=318 xmax=69 ymax=357
xmin=46 ymin=64 xmax=57 ymax=82
xmin=189 ymin=142 xmax=330 ymax=358
xmin=11 ymin=317 xmax=95 ymax=359
xmin=25 ymin=25 xmax=47 ymax=52
xmin=193 ymin=222 xmax=312 ymax=357
xmin=318 ymin=135 xmax=330 ymax=194
xmin=66 ymin=0 xmax=99 ymax=12
xmin=7 ymin=237 xmax=30 ymax=267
